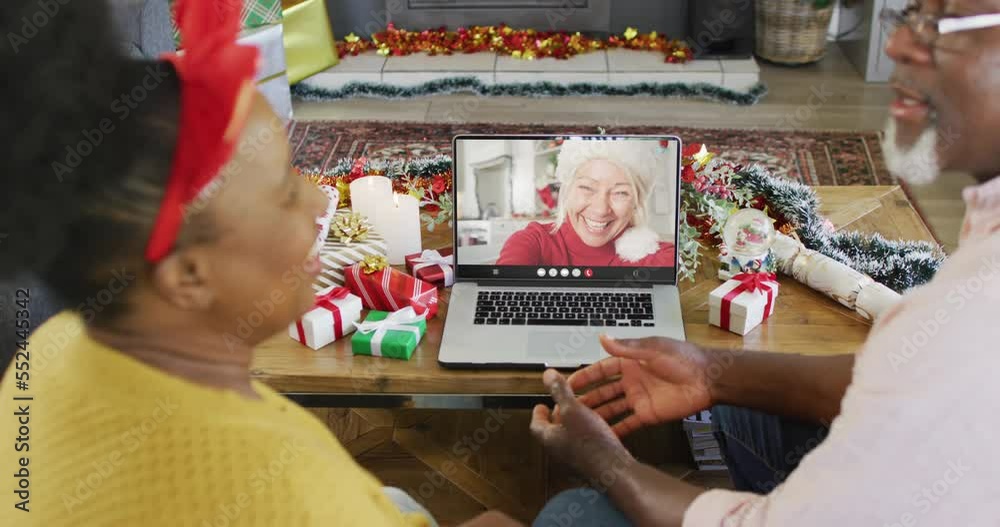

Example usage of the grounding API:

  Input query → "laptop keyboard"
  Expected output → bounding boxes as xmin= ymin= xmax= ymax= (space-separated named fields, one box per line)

xmin=473 ymin=290 xmax=655 ymax=327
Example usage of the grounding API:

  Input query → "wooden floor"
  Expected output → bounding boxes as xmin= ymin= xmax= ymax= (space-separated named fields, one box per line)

xmin=290 ymin=46 xmax=972 ymax=524
xmin=294 ymin=45 xmax=972 ymax=252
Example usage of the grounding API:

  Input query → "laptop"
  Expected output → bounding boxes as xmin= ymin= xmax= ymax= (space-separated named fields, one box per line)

xmin=438 ymin=134 xmax=686 ymax=369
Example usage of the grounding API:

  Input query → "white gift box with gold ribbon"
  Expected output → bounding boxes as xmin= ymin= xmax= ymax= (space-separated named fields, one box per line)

xmin=239 ymin=24 xmax=292 ymax=122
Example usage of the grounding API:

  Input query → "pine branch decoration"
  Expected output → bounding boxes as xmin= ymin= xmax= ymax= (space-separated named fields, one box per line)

xmin=737 ymin=164 xmax=945 ymax=292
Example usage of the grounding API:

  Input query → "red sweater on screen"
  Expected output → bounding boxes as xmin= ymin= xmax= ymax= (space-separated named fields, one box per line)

xmin=495 ymin=221 xmax=676 ymax=267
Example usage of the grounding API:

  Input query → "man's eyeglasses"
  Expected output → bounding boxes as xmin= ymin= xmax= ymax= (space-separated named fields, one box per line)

xmin=880 ymin=6 xmax=1000 ymax=49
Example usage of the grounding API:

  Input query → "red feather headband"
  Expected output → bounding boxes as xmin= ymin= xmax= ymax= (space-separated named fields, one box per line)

xmin=145 ymin=0 xmax=260 ymax=262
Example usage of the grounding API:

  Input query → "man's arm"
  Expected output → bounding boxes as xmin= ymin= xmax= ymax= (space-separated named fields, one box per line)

xmin=708 ymin=349 xmax=854 ymax=424
xmin=605 ymin=462 xmax=705 ymax=527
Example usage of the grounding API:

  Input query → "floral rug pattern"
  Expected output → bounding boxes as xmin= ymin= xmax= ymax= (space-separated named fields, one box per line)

xmin=288 ymin=120 xmax=890 ymax=187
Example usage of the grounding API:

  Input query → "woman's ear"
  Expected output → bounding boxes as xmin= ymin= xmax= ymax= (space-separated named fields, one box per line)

xmin=148 ymin=248 xmax=216 ymax=311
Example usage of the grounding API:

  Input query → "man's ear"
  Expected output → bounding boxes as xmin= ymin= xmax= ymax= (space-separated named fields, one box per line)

xmin=149 ymin=248 xmax=216 ymax=310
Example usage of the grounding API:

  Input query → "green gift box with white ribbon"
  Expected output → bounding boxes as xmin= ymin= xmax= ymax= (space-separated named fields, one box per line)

xmin=350 ymin=308 xmax=427 ymax=360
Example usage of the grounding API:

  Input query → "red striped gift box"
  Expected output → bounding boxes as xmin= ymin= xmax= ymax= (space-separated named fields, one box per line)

xmin=344 ymin=264 xmax=439 ymax=319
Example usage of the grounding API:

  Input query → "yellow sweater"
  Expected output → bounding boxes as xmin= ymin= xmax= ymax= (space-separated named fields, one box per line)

xmin=0 ymin=312 xmax=429 ymax=527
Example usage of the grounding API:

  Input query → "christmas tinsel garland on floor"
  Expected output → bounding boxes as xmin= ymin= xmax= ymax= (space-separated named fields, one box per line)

xmin=337 ymin=24 xmax=695 ymax=63
xmin=292 ymin=77 xmax=769 ymax=106
xmin=738 ymin=165 xmax=945 ymax=292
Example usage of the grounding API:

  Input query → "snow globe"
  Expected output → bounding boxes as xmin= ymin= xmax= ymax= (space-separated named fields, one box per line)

xmin=718 ymin=208 xmax=777 ymax=280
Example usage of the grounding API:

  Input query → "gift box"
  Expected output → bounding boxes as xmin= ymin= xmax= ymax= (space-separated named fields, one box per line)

xmin=405 ymin=249 xmax=455 ymax=288
xmin=708 ymin=273 xmax=780 ymax=335
xmin=313 ymin=210 xmax=389 ymax=292
xmin=242 ymin=0 xmax=284 ymax=29
xmin=240 ymin=23 xmax=293 ymax=122
xmin=351 ymin=307 xmax=428 ymax=360
xmin=283 ymin=0 xmax=339 ymax=83
xmin=791 ymin=249 xmax=873 ymax=310
xmin=171 ymin=0 xmax=284 ymax=45
xmin=345 ymin=258 xmax=439 ymax=318
xmin=289 ymin=286 xmax=363 ymax=350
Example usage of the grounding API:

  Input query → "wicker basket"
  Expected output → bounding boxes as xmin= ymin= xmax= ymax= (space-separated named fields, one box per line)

xmin=755 ymin=0 xmax=834 ymax=65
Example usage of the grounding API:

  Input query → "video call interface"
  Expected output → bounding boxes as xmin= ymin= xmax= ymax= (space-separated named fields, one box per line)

xmin=454 ymin=136 xmax=679 ymax=275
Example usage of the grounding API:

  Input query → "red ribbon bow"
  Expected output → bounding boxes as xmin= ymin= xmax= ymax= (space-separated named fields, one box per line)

xmin=720 ymin=272 xmax=777 ymax=332
xmin=733 ymin=272 xmax=777 ymax=293
xmin=316 ymin=286 xmax=351 ymax=304
xmin=296 ymin=288 xmax=352 ymax=345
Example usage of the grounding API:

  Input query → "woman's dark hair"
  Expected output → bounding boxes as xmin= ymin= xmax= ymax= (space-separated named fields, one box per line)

xmin=1 ymin=1 xmax=186 ymax=323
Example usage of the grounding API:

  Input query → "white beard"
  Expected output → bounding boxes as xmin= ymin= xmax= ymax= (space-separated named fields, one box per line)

xmin=881 ymin=118 xmax=941 ymax=186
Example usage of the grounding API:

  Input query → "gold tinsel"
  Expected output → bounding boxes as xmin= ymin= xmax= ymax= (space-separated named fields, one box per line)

xmin=336 ymin=24 xmax=694 ymax=64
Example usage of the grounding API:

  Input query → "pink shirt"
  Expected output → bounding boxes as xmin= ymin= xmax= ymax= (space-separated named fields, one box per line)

xmin=685 ymin=176 xmax=1000 ymax=526
xmin=495 ymin=221 xmax=676 ymax=267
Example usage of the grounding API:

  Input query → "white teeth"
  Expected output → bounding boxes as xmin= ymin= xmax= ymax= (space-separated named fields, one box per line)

xmin=584 ymin=218 xmax=610 ymax=231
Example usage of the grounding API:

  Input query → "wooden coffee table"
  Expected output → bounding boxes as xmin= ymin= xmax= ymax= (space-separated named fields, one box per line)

xmin=250 ymin=186 xmax=937 ymax=521
xmin=252 ymin=186 xmax=937 ymax=401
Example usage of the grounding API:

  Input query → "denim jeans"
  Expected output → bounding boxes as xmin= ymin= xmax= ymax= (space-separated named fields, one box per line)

xmin=387 ymin=486 xmax=631 ymax=527
xmin=533 ymin=488 xmax=633 ymax=527
xmin=711 ymin=405 xmax=830 ymax=494
xmin=391 ymin=406 xmax=828 ymax=527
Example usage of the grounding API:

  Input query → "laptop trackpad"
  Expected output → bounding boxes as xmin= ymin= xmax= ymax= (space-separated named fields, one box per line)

xmin=524 ymin=330 xmax=601 ymax=368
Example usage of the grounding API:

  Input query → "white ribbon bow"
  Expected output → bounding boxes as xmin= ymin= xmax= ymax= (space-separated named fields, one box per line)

xmin=412 ymin=249 xmax=455 ymax=287
xmin=356 ymin=307 xmax=426 ymax=357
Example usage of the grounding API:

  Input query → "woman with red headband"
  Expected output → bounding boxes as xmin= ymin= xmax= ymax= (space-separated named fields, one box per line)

xmin=0 ymin=1 xmax=528 ymax=525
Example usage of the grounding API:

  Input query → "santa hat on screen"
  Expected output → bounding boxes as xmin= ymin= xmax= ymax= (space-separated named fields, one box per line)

xmin=554 ymin=138 xmax=669 ymax=262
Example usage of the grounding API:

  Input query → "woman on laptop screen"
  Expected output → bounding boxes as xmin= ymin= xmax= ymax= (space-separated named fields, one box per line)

xmin=496 ymin=138 xmax=675 ymax=267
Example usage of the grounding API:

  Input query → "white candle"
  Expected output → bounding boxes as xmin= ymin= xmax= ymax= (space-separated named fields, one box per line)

xmin=350 ymin=176 xmax=392 ymax=225
xmin=375 ymin=193 xmax=422 ymax=264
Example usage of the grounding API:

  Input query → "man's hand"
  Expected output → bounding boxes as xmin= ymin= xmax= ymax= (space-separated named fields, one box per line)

xmin=530 ymin=369 xmax=636 ymax=482
xmin=568 ymin=335 xmax=714 ymax=437
xmin=531 ymin=368 xmax=706 ymax=527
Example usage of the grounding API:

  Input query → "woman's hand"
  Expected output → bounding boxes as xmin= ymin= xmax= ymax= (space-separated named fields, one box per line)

xmin=568 ymin=335 xmax=715 ymax=438
xmin=530 ymin=370 xmax=636 ymax=483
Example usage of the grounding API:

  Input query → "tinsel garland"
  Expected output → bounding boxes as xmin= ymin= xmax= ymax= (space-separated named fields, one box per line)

xmin=300 ymin=153 xmax=944 ymax=291
xmin=338 ymin=24 xmax=693 ymax=63
xmin=305 ymin=156 xmax=453 ymax=184
xmin=293 ymin=78 xmax=768 ymax=106
xmin=300 ymin=156 xmax=454 ymax=222
xmin=737 ymin=164 xmax=944 ymax=292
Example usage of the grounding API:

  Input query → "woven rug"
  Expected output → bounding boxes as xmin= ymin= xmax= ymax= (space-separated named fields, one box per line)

xmin=289 ymin=120 xmax=891 ymax=187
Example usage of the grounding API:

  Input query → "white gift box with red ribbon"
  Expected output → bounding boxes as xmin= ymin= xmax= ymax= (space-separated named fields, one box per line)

xmin=288 ymin=286 xmax=363 ymax=350
xmin=708 ymin=273 xmax=780 ymax=336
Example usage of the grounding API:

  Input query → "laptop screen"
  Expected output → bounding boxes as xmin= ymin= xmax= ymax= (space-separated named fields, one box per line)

xmin=453 ymin=135 xmax=680 ymax=285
